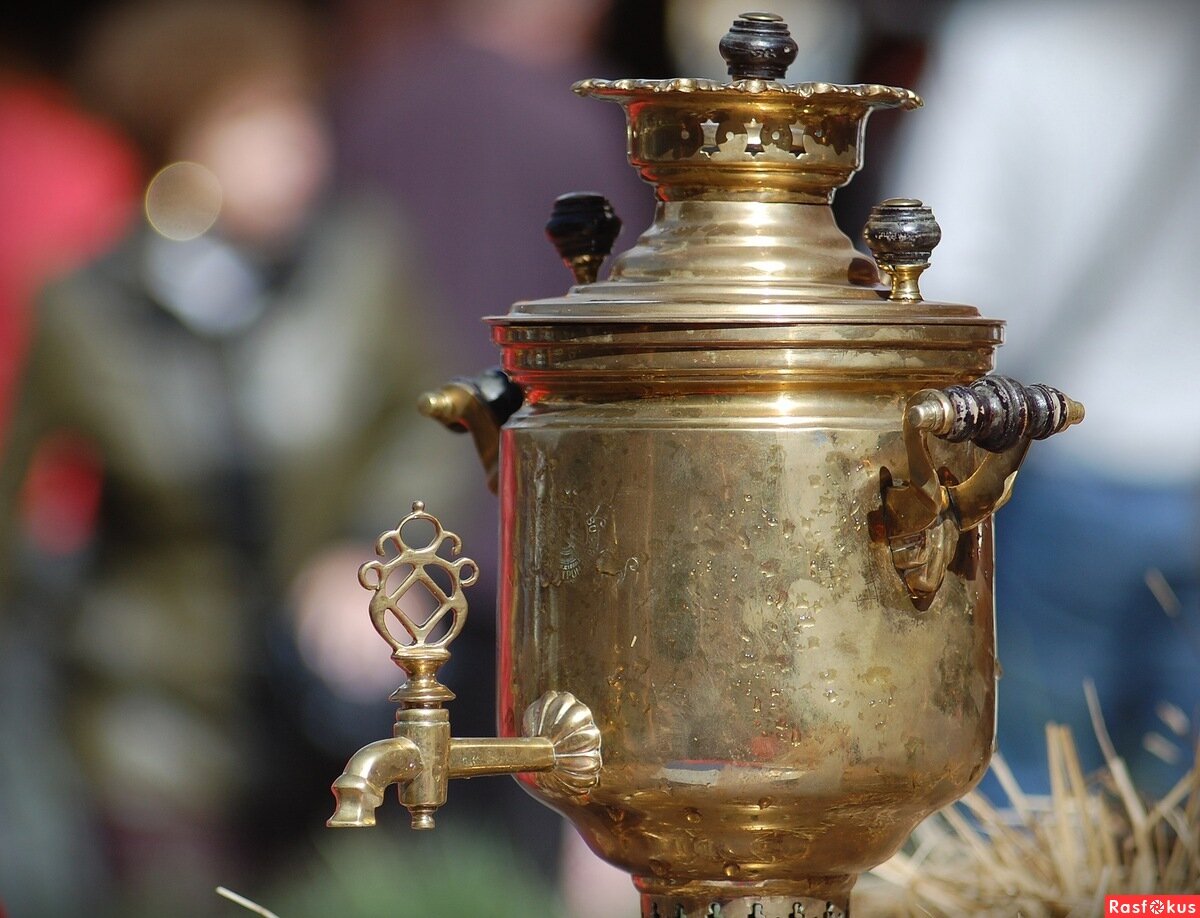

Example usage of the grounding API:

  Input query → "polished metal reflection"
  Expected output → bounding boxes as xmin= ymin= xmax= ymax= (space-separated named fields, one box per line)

xmin=496 ymin=391 xmax=997 ymax=911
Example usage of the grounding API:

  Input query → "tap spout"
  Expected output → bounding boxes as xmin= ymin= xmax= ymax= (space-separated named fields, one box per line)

xmin=327 ymin=736 xmax=422 ymax=828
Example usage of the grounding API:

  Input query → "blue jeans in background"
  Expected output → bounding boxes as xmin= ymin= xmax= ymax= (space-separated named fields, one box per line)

xmin=987 ymin=459 xmax=1199 ymax=798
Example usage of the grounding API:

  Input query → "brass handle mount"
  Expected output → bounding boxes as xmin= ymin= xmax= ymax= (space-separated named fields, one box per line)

xmin=874 ymin=377 xmax=1083 ymax=609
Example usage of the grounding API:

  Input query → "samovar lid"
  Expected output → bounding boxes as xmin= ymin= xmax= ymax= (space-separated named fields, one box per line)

xmin=492 ymin=12 xmax=998 ymax=350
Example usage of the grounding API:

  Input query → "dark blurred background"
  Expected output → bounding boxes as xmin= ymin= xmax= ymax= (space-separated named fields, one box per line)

xmin=1 ymin=1 xmax=1195 ymax=916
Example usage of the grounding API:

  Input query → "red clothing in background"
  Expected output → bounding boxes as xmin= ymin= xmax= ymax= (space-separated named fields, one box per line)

xmin=0 ymin=80 xmax=137 ymax=552
xmin=0 ymin=79 xmax=139 ymax=435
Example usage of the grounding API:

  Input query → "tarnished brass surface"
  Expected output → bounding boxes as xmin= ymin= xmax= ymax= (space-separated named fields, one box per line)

xmin=497 ymin=394 xmax=996 ymax=895
xmin=326 ymin=504 xmax=600 ymax=830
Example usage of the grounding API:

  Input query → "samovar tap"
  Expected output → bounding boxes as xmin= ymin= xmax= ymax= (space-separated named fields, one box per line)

xmin=326 ymin=502 xmax=601 ymax=829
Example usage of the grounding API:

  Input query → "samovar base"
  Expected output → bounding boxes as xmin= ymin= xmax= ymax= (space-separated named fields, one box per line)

xmin=637 ymin=876 xmax=853 ymax=918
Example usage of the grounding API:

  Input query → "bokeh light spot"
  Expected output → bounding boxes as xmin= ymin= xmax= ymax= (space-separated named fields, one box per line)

xmin=144 ymin=161 xmax=222 ymax=240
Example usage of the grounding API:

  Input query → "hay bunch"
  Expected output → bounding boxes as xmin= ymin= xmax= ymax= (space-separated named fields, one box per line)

xmin=861 ymin=687 xmax=1198 ymax=917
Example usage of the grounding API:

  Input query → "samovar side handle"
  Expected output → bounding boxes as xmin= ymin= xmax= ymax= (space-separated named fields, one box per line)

xmin=928 ymin=378 xmax=1084 ymax=528
xmin=894 ymin=378 xmax=1085 ymax=526
xmin=876 ymin=377 xmax=1084 ymax=609
xmin=863 ymin=194 xmax=1087 ymax=535
xmin=417 ymin=194 xmax=622 ymax=492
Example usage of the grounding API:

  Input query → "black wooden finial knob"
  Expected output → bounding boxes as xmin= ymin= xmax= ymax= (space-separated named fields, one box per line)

xmin=545 ymin=192 xmax=621 ymax=285
xmin=862 ymin=198 xmax=942 ymax=302
xmin=719 ymin=12 xmax=799 ymax=81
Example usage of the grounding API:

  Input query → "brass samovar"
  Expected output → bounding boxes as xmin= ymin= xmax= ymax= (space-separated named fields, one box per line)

xmin=328 ymin=13 xmax=1083 ymax=916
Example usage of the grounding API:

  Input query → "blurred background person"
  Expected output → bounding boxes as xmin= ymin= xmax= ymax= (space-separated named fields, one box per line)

xmin=332 ymin=0 xmax=656 ymax=376
xmin=0 ymin=0 xmax=484 ymax=913
xmin=0 ymin=2 xmax=140 ymax=588
xmin=884 ymin=0 xmax=1200 ymax=795
xmin=0 ymin=6 xmax=141 ymax=915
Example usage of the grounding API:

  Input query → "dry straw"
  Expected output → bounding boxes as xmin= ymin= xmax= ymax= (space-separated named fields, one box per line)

xmin=859 ymin=682 xmax=1199 ymax=917
xmin=216 ymin=886 xmax=281 ymax=918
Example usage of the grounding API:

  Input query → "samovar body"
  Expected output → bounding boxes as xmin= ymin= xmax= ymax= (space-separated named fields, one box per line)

xmin=499 ymin=395 xmax=994 ymax=903
xmin=491 ymin=201 xmax=1002 ymax=911
xmin=328 ymin=13 xmax=1082 ymax=916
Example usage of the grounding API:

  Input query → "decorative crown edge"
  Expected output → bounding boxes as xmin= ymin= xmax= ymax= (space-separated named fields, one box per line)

xmin=573 ymin=78 xmax=921 ymax=110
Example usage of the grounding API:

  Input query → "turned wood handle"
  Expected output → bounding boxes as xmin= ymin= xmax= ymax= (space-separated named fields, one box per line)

xmin=913 ymin=376 xmax=1085 ymax=453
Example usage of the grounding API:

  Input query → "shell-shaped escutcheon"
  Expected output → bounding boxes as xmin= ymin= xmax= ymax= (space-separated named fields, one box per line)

xmin=523 ymin=691 xmax=602 ymax=799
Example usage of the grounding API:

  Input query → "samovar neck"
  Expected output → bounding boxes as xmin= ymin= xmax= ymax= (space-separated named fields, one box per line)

xmin=605 ymin=199 xmax=879 ymax=294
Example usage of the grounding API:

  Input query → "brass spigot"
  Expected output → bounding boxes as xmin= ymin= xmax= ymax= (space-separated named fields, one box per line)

xmin=327 ymin=502 xmax=601 ymax=830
